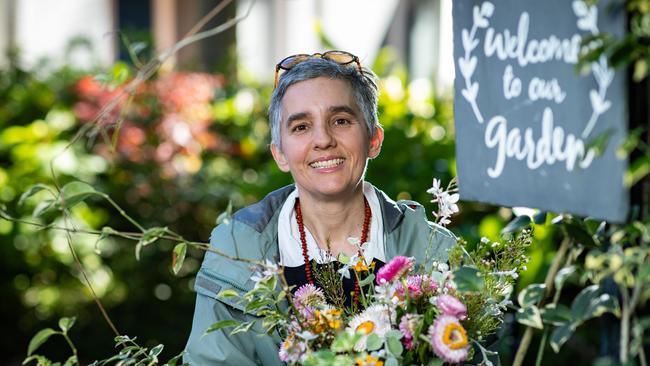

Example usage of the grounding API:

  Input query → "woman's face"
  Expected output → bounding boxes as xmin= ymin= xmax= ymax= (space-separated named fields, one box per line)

xmin=271 ymin=77 xmax=383 ymax=201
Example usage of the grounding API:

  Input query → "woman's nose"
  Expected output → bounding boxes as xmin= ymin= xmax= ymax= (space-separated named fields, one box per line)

xmin=312 ymin=123 xmax=335 ymax=149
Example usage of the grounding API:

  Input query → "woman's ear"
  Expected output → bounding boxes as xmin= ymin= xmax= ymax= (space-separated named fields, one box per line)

xmin=368 ymin=126 xmax=384 ymax=159
xmin=271 ymin=143 xmax=291 ymax=172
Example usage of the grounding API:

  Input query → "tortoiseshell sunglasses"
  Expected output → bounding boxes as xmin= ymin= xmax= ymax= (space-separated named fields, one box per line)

xmin=274 ymin=50 xmax=362 ymax=88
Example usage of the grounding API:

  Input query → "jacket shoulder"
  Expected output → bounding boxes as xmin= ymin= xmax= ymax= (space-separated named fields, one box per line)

xmin=233 ymin=184 xmax=295 ymax=233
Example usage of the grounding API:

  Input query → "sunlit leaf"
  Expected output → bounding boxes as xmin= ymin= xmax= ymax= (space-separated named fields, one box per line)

xmin=172 ymin=243 xmax=187 ymax=275
xmin=135 ymin=227 xmax=167 ymax=261
xmin=18 ymin=184 xmax=52 ymax=206
xmin=58 ymin=317 xmax=76 ymax=332
xmin=59 ymin=181 xmax=98 ymax=209
xmin=32 ymin=199 xmax=55 ymax=218
xmin=27 ymin=328 xmax=57 ymax=356
xmin=625 ymin=156 xmax=650 ymax=187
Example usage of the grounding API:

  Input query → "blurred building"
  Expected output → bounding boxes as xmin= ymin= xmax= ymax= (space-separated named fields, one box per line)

xmin=1 ymin=0 xmax=454 ymax=91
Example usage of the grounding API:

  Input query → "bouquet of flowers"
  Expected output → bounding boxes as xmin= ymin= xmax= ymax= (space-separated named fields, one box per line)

xmin=213 ymin=179 xmax=530 ymax=365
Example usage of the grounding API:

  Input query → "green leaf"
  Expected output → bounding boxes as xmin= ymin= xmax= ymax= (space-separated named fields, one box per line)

xmin=230 ymin=321 xmax=255 ymax=335
xmin=358 ymin=274 xmax=375 ymax=287
xmin=149 ymin=344 xmax=164 ymax=358
xmin=550 ymin=323 xmax=575 ymax=353
xmin=63 ymin=355 xmax=78 ymax=366
xmin=517 ymin=283 xmax=546 ymax=307
xmin=245 ymin=298 xmax=272 ymax=314
xmin=172 ymin=242 xmax=187 ymax=275
xmin=385 ymin=357 xmax=399 ymax=366
xmin=330 ymin=332 xmax=357 ymax=352
xmin=554 ymin=266 xmax=576 ymax=291
xmin=516 ymin=305 xmax=543 ymax=329
xmin=570 ymin=284 xmax=600 ymax=322
xmin=338 ymin=253 xmax=350 ymax=265
xmin=164 ymin=351 xmax=185 ymax=366
xmin=204 ymin=320 xmax=240 ymax=334
xmin=625 ymin=155 xmax=650 ymax=187
xmin=533 ymin=212 xmax=548 ymax=225
xmin=135 ymin=227 xmax=167 ymax=260
xmin=32 ymin=199 xmax=55 ymax=218
xmin=217 ymin=289 xmax=239 ymax=298
xmin=58 ymin=317 xmax=76 ymax=332
xmin=452 ymin=266 xmax=484 ymax=292
xmin=27 ymin=328 xmax=57 ymax=356
xmin=365 ymin=333 xmax=382 ymax=351
xmin=387 ymin=333 xmax=404 ymax=356
xmin=541 ymin=304 xmax=572 ymax=326
xmin=502 ymin=215 xmax=531 ymax=234
xmin=216 ymin=201 xmax=233 ymax=225
xmin=583 ymin=293 xmax=620 ymax=319
xmin=18 ymin=184 xmax=52 ymax=206
xmin=563 ymin=221 xmax=596 ymax=246
xmin=59 ymin=181 xmax=98 ymax=209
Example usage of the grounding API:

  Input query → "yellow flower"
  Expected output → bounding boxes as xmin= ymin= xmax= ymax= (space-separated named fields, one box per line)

xmin=355 ymin=355 xmax=384 ymax=366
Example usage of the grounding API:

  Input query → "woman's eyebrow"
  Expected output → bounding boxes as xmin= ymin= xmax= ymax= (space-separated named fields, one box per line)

xmin=328 ymin=105 xmax=357 ymax=116
xmin=286 ymin=111 xmax=310 ymax=126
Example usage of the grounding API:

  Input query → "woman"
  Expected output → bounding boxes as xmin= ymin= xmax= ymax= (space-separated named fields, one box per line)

xmin=184 ymin=51 xmax=455 ymax=365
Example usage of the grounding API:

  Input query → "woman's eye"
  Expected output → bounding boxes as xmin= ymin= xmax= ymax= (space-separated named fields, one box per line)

xmin=292 ymin=124 xmax=308 ymax=132
xmin=334 ymin=118 xmax=351 ymax=125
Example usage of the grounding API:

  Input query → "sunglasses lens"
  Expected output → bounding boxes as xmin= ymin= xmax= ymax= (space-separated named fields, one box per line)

xmin=280 ymin=55 xmax=310 ymax=70
xmin=323 ymin=51 xmax=355 ymax=64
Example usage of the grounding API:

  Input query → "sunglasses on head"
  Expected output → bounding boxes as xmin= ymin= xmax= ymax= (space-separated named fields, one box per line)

xmin=274 ymin=50 xmax=362 ymax=88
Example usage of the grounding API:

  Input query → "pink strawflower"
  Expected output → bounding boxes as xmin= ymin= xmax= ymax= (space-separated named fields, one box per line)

xmin=428 ymin=315 xmax=470 ymax=363
xmin=293 ymin=284 xmax=325 ymax=319
xmin=398 ymin=313 xmax=422 ymax=350
xmin=278 ymin=333 xmax=306 ymax=362
xmin=397 ymin=275 xmax=440 ymax=299
xmin=436 ymin=294 xmax=467 ymax=320
xmin=376 ymin=256 xmax=414 ymax=284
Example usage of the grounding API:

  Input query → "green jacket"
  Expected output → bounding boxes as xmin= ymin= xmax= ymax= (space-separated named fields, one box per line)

xmin=184 ymin=184 xmax=456 ymax=365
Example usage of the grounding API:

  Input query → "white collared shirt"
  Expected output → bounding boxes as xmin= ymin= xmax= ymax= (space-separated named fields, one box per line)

xmin=278 ymin=182 xmax=385 ymax=266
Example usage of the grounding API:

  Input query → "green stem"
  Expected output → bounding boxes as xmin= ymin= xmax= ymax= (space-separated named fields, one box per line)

xmin=534 ymin=330 xmax=548 ymax=366
xmin=100 ymin=193 xmax=145 ymax=232
xmin=61 ymin=332 xmax=79 ymax=365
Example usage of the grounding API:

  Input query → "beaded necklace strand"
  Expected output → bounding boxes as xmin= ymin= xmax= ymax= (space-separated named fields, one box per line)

xmin=294 ymin=197 xmax=371 ymax=307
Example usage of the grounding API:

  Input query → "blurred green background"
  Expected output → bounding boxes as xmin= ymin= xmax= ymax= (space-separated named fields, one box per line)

xmin=2 ymin=1 xmax=635 ymax=363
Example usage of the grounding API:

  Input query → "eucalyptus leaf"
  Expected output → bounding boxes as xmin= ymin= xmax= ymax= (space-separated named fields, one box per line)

xmin=27 ymin=328 xmax=57 ymax=355
xmin=502 ymin=215 xmax=531 ymax=233
xmin=231 ymin=321 xmax=256 ymax=335
xmin=517 ymin=283 xmax=546 ymax=308
xmin=453 ymin=266 xmax=484 ymax=292
xmin=387 ymin=333 xmax=404 ymax=356
xmin=385 ymin=357 xmax=399 ymax=366
xmin=365 ymin=333 xmax=382 ymax=351
xmin=172 ymin=242 xmax=187 ymax=275
xmin=516 ymin=306 xmax=543 ymax=329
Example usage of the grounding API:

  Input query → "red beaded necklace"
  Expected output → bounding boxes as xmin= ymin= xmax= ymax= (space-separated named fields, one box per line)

xmin=294 ymin=196 xmax=371 ymax=306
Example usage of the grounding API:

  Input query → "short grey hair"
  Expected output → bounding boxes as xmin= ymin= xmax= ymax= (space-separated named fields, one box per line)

xmin=268 ymin=58 xmax=379 ymax=149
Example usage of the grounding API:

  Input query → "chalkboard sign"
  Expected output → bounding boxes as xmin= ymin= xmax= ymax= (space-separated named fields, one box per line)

xmin=452 ymin=0 xmax=629 ymax=222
